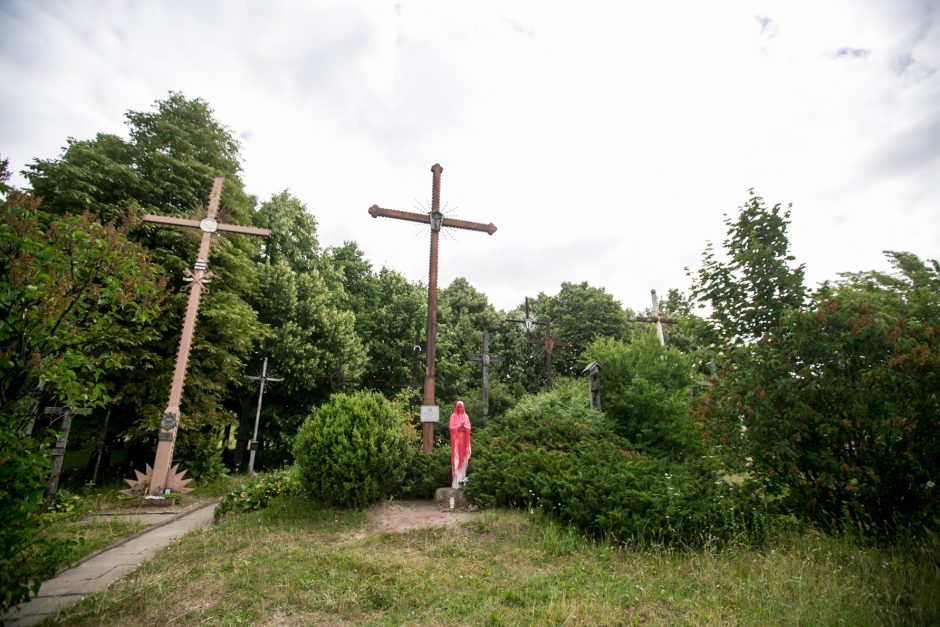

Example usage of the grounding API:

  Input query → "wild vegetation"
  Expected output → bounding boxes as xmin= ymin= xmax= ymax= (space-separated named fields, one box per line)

xmin=1 ymin=92 xmax=937 ymax=616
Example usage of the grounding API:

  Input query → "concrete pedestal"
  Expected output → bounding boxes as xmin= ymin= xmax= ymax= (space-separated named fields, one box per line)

xmin=434 ymin=487 xmax=470 ymax=509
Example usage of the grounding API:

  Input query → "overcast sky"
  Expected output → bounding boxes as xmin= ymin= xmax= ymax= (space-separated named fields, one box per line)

xmin=1 ymin=0 xmax=938 ymax=313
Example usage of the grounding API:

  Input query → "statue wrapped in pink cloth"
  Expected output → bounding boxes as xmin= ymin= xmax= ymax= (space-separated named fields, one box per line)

xmin=449 ymin=401 xmax=471 ymax=489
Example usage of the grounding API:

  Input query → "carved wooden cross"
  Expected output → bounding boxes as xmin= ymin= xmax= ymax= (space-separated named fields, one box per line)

xmin=44 ymin=406 xmax=90 ymax=508
xmin=628 ymin=289 xmax=677 ymax=346
xmin=527 ymin=316 xmax=570 ymax=389
xmin=125 ymin=177 xmax=270 ymax=495
xmin=469 ymin=330 xmax=501 ymax=421
xmin=244 ymin=357 xmax=282 ymax=474
xmin=369 ymin=163 xmax=496 ymax=453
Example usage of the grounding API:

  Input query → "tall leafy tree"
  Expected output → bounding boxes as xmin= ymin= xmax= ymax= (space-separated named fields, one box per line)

xmin=0 ymin=171 xmax=166 ymax=610
xmin=23 ymin=93 xmax=267 ymax=468
xmin=690 ymin=190 xmax=805 ymax=345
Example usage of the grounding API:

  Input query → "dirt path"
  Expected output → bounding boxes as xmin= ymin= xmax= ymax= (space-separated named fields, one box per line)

xmin=350 ymin=499 xmax=479 ymax=539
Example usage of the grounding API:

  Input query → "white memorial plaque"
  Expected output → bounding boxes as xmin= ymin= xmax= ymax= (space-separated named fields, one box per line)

xmin=420 ymin=405 xmax=440 ymax=423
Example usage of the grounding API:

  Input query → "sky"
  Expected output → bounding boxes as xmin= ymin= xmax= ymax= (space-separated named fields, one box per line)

xmin=1 ymin=0 xmax=938 ymax=313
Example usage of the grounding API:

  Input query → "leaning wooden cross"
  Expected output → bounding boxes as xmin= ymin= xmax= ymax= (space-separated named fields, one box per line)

xmin=628 ymin=289 xmax=676 ymax=346
xmin=124 ymin=177 xmax=270 ymax=495
xmin=369 ymin=163 xmax=496 ymax=453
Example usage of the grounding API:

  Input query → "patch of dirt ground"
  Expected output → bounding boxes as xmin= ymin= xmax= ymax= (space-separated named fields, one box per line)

xmin=354 ymin=499 xmax=479 ymax=539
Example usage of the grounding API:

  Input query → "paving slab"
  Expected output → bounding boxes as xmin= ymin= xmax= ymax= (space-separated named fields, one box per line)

xmin=2 ymin=499 xmax=218 ymax=626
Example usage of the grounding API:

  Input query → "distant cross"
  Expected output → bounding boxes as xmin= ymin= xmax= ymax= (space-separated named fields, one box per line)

xmin=629 ymin=289 xmax=677 ymax=346
xmin=397 ymin=329 xmax=424 ymax=413
xmin=527 ymin=316 xmax=570 ymax=389
xmin=369 ymin=163 xmax=497 ymax=453
xmin=468 ymin=331 xmax=502 ymax=421
xmin=43 ymin=406 xmax=90 ymax=509
xmin=508 ymin=297 xmax=544 ymax=335
xmin=244 ymin=357 xmax=282 ymax=474
xmin=125 ymin=177 xmax=271 ymax=496
xmin=329 ymin=356 xmax=361 ymax=391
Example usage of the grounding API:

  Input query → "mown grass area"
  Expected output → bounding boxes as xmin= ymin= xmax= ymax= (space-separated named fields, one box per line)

xmin=46 ymin=497 xmax=939 ymax=626
xmin=32 ymin=516 xmax=146 ymax=575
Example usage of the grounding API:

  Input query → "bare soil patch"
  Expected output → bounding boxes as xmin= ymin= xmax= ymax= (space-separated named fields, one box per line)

xmin=352 ymin=499 xmax=479 ymax=539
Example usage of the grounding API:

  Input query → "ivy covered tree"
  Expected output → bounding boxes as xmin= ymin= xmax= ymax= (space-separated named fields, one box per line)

xmin=0 ymin=164 xmax=167 ymax=610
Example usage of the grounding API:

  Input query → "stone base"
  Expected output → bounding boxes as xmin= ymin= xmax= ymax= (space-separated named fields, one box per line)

xmin=434 ymin=487 xmax=471 ymax=509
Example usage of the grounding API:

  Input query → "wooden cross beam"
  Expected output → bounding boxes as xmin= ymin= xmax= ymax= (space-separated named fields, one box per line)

xmin=527 ymin=316 xmax=570 ymax=389
xmin=628 ymin=289 xmax=677 ymax=346
xmin=368 ymin=163 xmax=496 ymax=453
xmin=125 ymin=177 xmax=271 ymax=496
xmin=468 ymin=330 xmax=502 ymax=421
xmin=244 ymin=357 xmax=282 ymax=474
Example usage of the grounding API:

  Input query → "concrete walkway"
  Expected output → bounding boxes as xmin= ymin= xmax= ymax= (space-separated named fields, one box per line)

xmin=3 ymin=499 xmax=219 ymax=626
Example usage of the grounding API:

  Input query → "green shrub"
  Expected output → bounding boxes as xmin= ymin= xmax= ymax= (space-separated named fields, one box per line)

xmin=582 ymin=334 xmax=699 ymax=459
xmin=465 ymin=382 xmax=772 ymax=546
xmin=293 ymin=391 xmax=413 ymax=508
xmin=214 ymin=468 xmax=299 ymax=520
xmin=178 ymin=431 xmax=229 ymax=482
xmin=399 ymin=445 xmax=452 ymax=498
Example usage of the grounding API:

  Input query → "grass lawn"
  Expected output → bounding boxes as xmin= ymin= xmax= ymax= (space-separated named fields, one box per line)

xmin=45 ymin=497 xmax=939 ymax=626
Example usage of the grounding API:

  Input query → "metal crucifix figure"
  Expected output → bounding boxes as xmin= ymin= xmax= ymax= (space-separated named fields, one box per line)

xmin=125 ymin=177 xmax=271 ymax=495
xmin=369 ymin=163 xmax=497 ymax=453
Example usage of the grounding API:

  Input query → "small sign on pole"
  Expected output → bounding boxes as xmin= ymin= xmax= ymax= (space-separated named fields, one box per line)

xmin=420 ymin=405 xmax=440 ymax=423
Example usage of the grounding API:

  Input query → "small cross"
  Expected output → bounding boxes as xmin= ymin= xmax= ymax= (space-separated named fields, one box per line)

xmin=527 ymin=316 xmax=571 ymax=389
xmin=368 ymin=163 xmax=497 ymax=453
xmin=125 ymin=177 xmax=271 ymax=496
xmin=628 ymin=289 xmax=677 ymax=346
xmin=244 ymin=357 xmax=282 ymax=474
xmin=468 ymin=330 xmax=502 ymax=421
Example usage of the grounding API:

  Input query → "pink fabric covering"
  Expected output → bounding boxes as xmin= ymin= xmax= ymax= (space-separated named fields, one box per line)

xmin=449 ymin=401 xmax=471 ymax=488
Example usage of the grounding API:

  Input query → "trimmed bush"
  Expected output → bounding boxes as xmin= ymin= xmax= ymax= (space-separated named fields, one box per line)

xmin=293 ymin=391 xmax=412 ymax=508
xmin=399 ymin=445 xmax=452 ymax=498
xmin=465 ymin=382 xmax=771 ymax=546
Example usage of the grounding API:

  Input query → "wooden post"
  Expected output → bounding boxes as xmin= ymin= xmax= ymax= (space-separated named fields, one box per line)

xmin=368 ymin=164 xmax=497 ymax=453
xmin=43 ymin=406 xmax=90 ymax=508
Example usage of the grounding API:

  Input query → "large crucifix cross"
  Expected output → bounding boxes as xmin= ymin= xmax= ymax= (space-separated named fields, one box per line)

xmin=125 ymin=177 xmax=271 ymax=495
xmin=369 ymin=163 xmax=496 ymax=453
xmin=527 ymin=316 xmax=570 ymax=389
xmin=628 ymin=289 xmax=677 ymax=346
xmin=468 ymin=331 xmax=501 ymax=422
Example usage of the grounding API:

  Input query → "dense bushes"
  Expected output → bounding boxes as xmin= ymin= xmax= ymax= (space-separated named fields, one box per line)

xmin=399 ymin=445 xmax=451 ymax=499
xmin=583 ymin=334 xmax=699 ymax=459
xmin=214 ymin=468 xmax=299 ymax=520
xmin=699 ymin=292 xmax=940 ymax=536
xmin=293 ymin=391 xmax=412 ymax=508
xmin=465 ymin=383 xmax=769 ymax=546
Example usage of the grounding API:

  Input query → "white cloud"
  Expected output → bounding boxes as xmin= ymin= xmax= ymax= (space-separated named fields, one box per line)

xmin=1 ymin=0 xmax=937 ymax=312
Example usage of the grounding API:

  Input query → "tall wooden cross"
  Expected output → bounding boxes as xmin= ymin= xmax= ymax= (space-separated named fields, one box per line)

xmin=527 ymin=316 xmax=570 ymax=389
xmin=628 ymin=289 xmax=676 ymax=346
xmin=125 ymin=177 xmax=271 ymax=495
xmin=369 ymin=163 xmax=496 ymax=453
xmin=469 ymin=331 xmax=501 ymax=422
